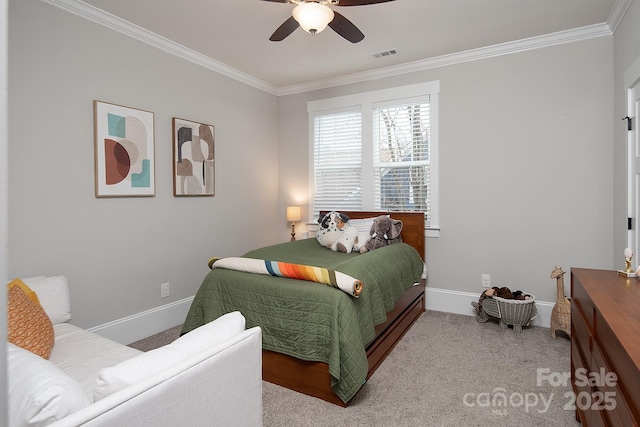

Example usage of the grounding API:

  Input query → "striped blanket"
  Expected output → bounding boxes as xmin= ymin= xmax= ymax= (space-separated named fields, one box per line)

xmin=208 ymin=257 xmax=363 ymax=297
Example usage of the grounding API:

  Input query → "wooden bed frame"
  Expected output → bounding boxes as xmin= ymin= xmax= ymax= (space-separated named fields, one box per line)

xmin=262 ymin=211 xmax=426 ymax=406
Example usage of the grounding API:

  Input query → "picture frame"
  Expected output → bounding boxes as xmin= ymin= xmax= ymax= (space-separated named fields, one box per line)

xmin=93 ymin=101 xmax=155 ymax=197
xmin=172 ymin=117 xmax=215 ymax=197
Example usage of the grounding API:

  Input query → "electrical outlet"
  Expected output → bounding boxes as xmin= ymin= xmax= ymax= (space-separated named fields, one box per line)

xmin=160 ymin=283 xmax=170 ymax=298
xmin=481 ymin=274 xmax=491 ymax=288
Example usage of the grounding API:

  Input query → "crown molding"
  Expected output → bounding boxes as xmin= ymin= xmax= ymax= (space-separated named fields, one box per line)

xmin=43 ymin=0 xmax=280 ymax=95
xmin=607 ymin=0 xmax=633 ymax=32
xmin=276 ymin=23 xmax=613 ymax=96
xmin=43 ymin=0 xmax=622 ymax=98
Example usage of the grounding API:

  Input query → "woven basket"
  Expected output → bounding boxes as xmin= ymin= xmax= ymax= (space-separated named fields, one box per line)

xmin=477 ymin=295 xmax=538 ymax=333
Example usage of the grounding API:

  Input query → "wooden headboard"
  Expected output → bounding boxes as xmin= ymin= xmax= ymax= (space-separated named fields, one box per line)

xmin=319 ymin=211 xmax=425 ymax=261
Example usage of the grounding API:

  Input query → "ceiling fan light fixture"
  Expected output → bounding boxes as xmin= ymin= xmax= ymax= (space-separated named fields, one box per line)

xmin=292 ymin=2 xmax=335 ymax=35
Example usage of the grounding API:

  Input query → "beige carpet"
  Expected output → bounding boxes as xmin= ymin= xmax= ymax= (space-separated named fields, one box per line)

xmin=129 ymin=310 xmax=580 ymax=427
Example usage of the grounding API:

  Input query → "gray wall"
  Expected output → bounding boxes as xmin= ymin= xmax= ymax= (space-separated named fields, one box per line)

xmin=1 ymin=0 xmax=8 ymax=422
xmin=7 ymin=1 xmax=640 ymax=325
xmin=279 ymin=37 xmax=616 ymax=304
xmin=613 ymin=0 xmax=640 ymax=261
xmin=4 ymin=0 xmax=640 ymax=418
xmin=8 ymin=0 xmax=280 ymax=328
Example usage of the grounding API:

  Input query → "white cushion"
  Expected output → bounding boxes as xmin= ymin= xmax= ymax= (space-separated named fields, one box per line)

xmin=21 ymin=276 xmax=71 ymax=325
xmin=349 ymin=216 xmax=390 ymax=248
xmin=7 ymin=342 xmax=91 ymax=427
xmin=349 ymin=215 xmax=391 ymax=233
xmin=93 ymin=311 xmax=246 ymax=401
xmin=49 ymin=323 xmax=143 ymax=399
xmin=348 ymin=217 xmax=378 ymax=234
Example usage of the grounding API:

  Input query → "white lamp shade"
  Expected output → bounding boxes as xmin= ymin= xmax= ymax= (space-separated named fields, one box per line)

xmin=292 ymin=3 xmax=334 ymax=34
xmin=286 ymin=206 xmax=301 ymax=222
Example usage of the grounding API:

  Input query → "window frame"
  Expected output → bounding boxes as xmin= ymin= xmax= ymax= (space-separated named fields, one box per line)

xmin=308 ymin=81 xmax=440 ymax=236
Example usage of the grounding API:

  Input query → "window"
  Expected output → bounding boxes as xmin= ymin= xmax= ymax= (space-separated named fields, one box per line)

xmin=313 ymin=109 xmax=362 ymax=211
xmin=309 ymin=82 xmax=439 ymax=232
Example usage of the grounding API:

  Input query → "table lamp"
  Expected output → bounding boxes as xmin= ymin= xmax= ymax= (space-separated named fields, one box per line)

xmin=286 ymin=206 xmax=301 ymax=241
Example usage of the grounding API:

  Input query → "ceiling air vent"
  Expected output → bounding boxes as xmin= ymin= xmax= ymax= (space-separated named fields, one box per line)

xmin=373 ymin=49 xmax=398 ymax=58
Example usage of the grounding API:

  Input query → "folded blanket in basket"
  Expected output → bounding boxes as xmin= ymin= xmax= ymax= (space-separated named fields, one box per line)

xmin=208 ymin=256 xmax=363 ymax=297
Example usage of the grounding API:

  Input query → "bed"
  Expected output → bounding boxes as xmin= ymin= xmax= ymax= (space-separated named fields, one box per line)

xmin=181 ymin=211 xmax=426 ymax=406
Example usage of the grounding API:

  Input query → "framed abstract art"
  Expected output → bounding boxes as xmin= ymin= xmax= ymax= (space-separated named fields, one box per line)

xmin=93 ymin=101 xmax=155 ymax=197
xmin=172 ymin=117 xmax=215 ymax=196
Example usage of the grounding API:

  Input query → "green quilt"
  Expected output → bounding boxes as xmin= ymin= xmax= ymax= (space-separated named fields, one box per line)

xmin=181 ymin=239 xmax=424 ymax=403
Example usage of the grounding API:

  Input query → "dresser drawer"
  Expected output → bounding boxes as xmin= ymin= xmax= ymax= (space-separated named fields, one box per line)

xmin=572 ymin=272 xmax=596 ymax=331
xmin=591 ymin=341 xmax=637 ymax=426
xmin=595 ymin=312 xmax=640 ymax=423
xmin=589 ymin=409 xmax=607 ymax=427
xmin=570 ymin=268 xmax=640 ymax=427
xmin=572 ymin=341 xmax=589 ymax=391
xmin=572 ymin=303 xmax=592 ymax=364
xmin=572 ymin=339 xmax=591 ymax=425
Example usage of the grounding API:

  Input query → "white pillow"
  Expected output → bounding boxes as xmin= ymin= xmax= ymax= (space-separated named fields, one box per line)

xmin=21 ymin=276 xmax=71 ymax=324
xmin=350 ymin=216 xmax=392 ymax=248
xmin=349 ymin=215 xmax=391 ymax=234
xmin=348 ymin=217 xmax=378 ymax=234
xmin=93 ymin=311 xmax=246 ymax=401
xmin=7 ymin=342 xmax=91 ymax=427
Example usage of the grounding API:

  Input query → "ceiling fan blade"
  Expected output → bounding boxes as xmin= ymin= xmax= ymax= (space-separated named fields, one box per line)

xmin=269 ymin=16 xmax=300 ymax=41
xmin=260 ymin=0 xmax=394 ymax=4
xmin=336 ymin=0 xmax=395 ymax=5
xmin=328 ymin=11 xmax=364 ymax=43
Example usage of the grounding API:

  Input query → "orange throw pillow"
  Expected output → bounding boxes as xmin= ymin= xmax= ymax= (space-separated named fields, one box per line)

xmin=7 ymin=278 xmax=40 ymax=304
xmin=7 ymin=285 xmax=55 ymax=359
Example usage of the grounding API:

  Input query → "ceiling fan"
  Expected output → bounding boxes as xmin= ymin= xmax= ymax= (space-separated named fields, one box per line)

xmin=262 ymin=0 xmax=396 ymax=43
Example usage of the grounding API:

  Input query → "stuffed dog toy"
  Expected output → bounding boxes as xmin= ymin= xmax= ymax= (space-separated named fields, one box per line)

xmin=316 ymin=211 xmax=350 ymax=249
xmin=333 ymin=222 xmax=363 ymax=254
xmin=316 ymin=211 xmax=369 ymax=254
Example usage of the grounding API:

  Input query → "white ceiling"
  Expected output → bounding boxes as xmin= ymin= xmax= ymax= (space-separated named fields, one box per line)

xmin=59 ymin=0 xmax=622 ymax=93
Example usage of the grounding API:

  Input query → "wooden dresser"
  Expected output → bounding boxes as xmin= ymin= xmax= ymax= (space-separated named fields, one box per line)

xmin=571 ymin=268 xmax=640 ymax=426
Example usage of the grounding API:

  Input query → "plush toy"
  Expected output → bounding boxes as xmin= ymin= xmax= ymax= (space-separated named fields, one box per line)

xmin=332 ymin=223 xmax=364 ymax=254
xmin=484 ymin=286 xmax=531 ymax=300
xmin=352 ymin=228 xmax=370 ymax=254
xmin=316 ymin=211 xmax=368 ymax=253
xmin=316 ymin=211 xmax=350 ymax=249
xmin=363 ymin=215 xmax=403 ymax=253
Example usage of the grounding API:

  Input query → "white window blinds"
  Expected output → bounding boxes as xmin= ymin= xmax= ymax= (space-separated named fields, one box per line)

xmin=313 ymin=110 xmax=362 ymax=213
xmin=309 ymin=81 xmax=439 ymax=230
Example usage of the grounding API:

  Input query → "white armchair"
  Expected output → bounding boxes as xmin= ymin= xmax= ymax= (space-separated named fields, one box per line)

xmin=7 ymin=275 xmax=262 ymax=427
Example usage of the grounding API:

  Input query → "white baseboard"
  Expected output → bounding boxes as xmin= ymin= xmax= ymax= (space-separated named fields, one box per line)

xmin=425 ymin=287 xmax=554 ymax=329
xmin=87 ymin=297 xmax=194 ymax=345
xmin=85 ymin=288 xmax=552 ymax=346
